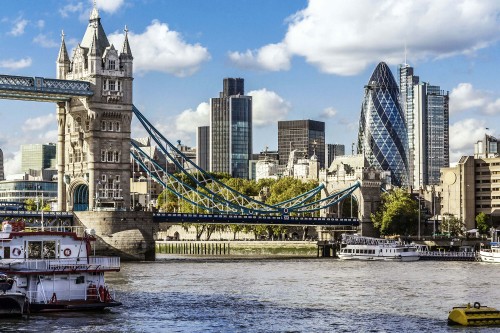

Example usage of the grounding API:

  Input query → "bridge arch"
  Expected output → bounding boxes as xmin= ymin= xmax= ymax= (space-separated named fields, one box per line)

xmin=71 ymin=182 xmax=89 ymax=211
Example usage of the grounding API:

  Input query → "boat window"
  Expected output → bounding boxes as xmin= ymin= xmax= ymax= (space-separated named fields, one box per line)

xmin=43 ymin=241 xmax=56 ymax=259
xmin=28 ymin=241 xmax=42 ymax=259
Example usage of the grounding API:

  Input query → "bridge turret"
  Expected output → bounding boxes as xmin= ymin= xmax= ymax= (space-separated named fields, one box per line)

xmin=119 ymin=26 xmax=133 ymax=78
xmin=56 ymin=31 xmax=70 ymax=79
xmin=88 ymin=28 xmax=102 ymax=75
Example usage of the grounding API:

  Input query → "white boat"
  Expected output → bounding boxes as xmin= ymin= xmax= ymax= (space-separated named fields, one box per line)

xmin=0 ymin=221 xmax=121 ymax=314
xmin=479 ymin=242 xmax=500 ymax=263
xmin=337 ymin=234 xmax=420 ymax=261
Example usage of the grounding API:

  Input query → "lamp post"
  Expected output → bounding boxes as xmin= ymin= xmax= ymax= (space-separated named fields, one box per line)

xmin=95 ymin=181 xmax=101 ymax=211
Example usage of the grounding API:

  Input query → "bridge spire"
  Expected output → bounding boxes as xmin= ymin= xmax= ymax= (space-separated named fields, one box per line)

xmin=121 ymin=25 xmax=133 ymax=59
xmin=56 ymin=30 xmax=70 ymax=79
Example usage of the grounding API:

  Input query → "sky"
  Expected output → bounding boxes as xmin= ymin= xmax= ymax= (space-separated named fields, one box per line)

xmin=0 ymin=0 xmax=499 ymax=176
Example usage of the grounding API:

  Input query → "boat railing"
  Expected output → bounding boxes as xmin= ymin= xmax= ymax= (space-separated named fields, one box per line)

xmin=419 ymin=251 xmax=477 ymax=258
xmin=341 ymin=234 xmax=406 ymax=247
xmin=23 ymin=226 xmax=86 ymax=236
xmin=0 ymin=257 xmax=120 ymax=271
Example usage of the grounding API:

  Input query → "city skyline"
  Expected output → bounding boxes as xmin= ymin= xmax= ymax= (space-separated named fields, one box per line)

xmin=0 ymin=0 xmax=498 ymax=176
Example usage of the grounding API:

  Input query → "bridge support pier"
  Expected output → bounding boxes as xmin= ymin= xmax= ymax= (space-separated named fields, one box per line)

xmin=73 ymin=211 xmax=156 ymax=261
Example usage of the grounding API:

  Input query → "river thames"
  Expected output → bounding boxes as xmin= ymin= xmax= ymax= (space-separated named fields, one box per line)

xmin=1 ymin=257 xmax=500 ymax=332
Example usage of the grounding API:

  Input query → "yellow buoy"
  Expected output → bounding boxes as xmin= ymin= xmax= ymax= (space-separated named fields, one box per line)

xmin=448 ymin=302 xmax=500 ymax=326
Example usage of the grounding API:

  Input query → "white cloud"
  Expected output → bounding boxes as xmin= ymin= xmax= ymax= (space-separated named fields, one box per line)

xmin=9 ymin=19 xmax=28 ymax=36
xmin=22 ymin=114 xmax=55 ymax=132
xmin=320 ymin=107 xmax=338 ymax=118
xmin=37 ymin=20 xmax=45 ymax=29
xmin=0 ymin=58 xmax=32 ymax=70
xmin=33 ymin=34 xmax=59 ymax=48
xmin=96 ymin=0 xmax=125 ymax=13
xmin=59 ymin=2 xmax=84 ymax=18
xmin=4 ymin=150 xmax=22 ymax=176
xmin=450 ymin=83 xmax=500 ymax=115
xmin=108 ymin=20 xmax=211 ymax=77
xmin=228 ymin=43 xmax=291 ymax=71
xmin=449 ymin=118 xmax=493 ymax=163
xmin=248 ymin=89 xmax=291 ymax=127
xmin=231 ymin=0 xmax=500 ymax=75
xmin=175 ymin=102 xmax=210 ymax=133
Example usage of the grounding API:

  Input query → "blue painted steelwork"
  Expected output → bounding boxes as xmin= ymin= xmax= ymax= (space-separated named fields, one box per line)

xmin=132 ymin=104 xmax=361 ymax=216
xmin=153 ymin=212 xmax=359 ymax=226
xmin=0 ymin=74 xmax=93 ymax=102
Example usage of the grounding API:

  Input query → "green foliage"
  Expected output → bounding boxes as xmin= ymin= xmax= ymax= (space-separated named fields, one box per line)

xmin=440 ymin=215 xmax=465 ymax=237
xmin=371 ymin=188 xmax=418 ymax=236
xmin=24 ymin=199 xmax=50 ymax=211
xmin=476 ymin=212 xmax=490 ymax=234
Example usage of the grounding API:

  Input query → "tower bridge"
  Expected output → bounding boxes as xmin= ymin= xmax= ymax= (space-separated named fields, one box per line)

xmin=0 ymin=4 xmax=381 ymax=259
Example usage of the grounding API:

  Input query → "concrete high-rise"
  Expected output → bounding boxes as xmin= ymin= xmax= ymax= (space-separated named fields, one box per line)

xmin=209 ymin=78 xmax=252 ymax=179
xmin=21 ymin=143 xmax=57 ymax=173
xmin=196 ymin=126 xmax=210 ymax=171
xmin=278 ymin=120 xmax=325 ymax=169
xmin=0 ymin=148 xmax=4 ymax=181
xmin=399 ymin=64 xmax=449 ymax=188
xmin=413 ymin=82 xmax=449 ymax=187
xmin=358 ymin=62 xmax=409 ymax=187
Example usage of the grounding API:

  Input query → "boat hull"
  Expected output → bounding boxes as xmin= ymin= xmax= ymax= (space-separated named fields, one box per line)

xmin=0 ymin=293 xmax=27 ymax=317
xmin=29 ymin=300 xmax=122 ymax=313
xmin=479 ymin=251 xmax=500 ymax=263
xmin=338 ymin=254 xmax=420 ymax=261
xmin=448 ymin=303 xmax=500 ymax=326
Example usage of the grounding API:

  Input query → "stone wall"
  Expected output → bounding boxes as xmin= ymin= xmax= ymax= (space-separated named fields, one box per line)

xmin=73 ymin=211 xmax=156 ymax=261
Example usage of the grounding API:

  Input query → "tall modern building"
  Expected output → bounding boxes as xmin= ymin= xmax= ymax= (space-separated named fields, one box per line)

xmin=21 ymin=143 xmax=57 ymax=173
xmin=400 ymin=64 xmax=449 ymax=188
xmin=209 ymin=78 xmax=252 ymax=179
xmin=357 ymin=62 xmax=409 ymax=187
xmin=278 ymin=120 xmax=325 ymax=169
xmin=413 ymin=82 xmax=449 ymax=187
xmin=325 ymin=144 xmax=345 ymax=168
xmin=196 ymin=126 xmax=210 ymax=171
xmin=0 ymin=148 xmax=4 ymax=181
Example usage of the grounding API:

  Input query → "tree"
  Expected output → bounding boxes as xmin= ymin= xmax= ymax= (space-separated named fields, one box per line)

xmin=476 ymin=212 xmax=490 ymax=235
xmin=371 ymin=188 xmax=418 ymax=236
xmin=440 ymin=215 xmax=465 ymax=237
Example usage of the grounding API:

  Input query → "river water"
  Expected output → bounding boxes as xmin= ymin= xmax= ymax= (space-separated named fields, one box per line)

xmin=2 ymin=256 xmax=500 ymax=332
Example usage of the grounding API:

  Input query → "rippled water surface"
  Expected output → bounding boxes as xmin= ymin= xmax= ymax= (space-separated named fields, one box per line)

xmin=2 ymin=257 xmax=500 ymax=332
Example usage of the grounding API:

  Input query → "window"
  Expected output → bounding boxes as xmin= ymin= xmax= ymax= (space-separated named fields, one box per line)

xmin=117 ymin=81 xmax=122 ymax=91
xmin=107 ymin=122 xmax=113 ymax=131
xmin=114 ymin=151 xmax=120 ymax=162
xmin=101 ymin=121 xmax=106 ymax=131
xmin=108 ymin=60 xmax=116 ymax=70
xmin=85 ymin=121 xmax=90 ymax=131
xmin=101 ymin=150 xmax=106 ymax=162
xmin=114 ymin=122 xmax=120 ymax=131
xmin=107 ymin=151 xmax=113 ymax=162
xmin=108 ymin=80 xmax=116 ymax=91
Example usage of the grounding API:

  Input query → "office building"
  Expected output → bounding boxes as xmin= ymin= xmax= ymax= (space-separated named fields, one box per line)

xmin=196 ymin=126 xmax=210 ymax=171
xmin=413 ymin=83 xmax=449 ymax=187
xmin=326 ymin=144 xmax=345 ymax=168
xmin=210 ymin=78 xmax=252 ymax=179
xmin=21 ymin=143 xmax=57 ymax=173
xmin=278 ymin=120 xmax=325 ymax=169
xmin=0 ymin=148 xmax=4 ymax=181
xmin=357 ymin=62 xmax=409 ymax=187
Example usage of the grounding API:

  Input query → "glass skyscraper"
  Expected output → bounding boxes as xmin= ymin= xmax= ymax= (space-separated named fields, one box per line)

xmin=210 ymin=78 xmax=252 ymax=179
xmin=357 ymin=62 xmax=409 ymax=187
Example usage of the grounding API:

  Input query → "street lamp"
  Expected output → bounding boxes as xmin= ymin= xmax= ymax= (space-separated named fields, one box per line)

xmin=95 ymin=181 xmax=101 ymax=211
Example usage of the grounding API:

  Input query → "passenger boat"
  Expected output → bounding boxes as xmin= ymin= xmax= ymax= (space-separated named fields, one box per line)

xmin=337 ymin=234 xmax=420 ymax=261
xmin=479 ymin=242 xmax=500 ymax=263
xmin=448 ymin=302 xmax=500 ymax=326
xmin=0 ymin=220 xmax=121 ymax=314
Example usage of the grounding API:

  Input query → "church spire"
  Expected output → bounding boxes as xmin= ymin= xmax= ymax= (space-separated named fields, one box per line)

xmin=57 ymin=30 xmax=70 ymax=64
xmin=121 ymin=25 xmax=133 ymax=59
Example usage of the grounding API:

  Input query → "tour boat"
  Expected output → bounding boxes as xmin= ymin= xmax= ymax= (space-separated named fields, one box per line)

xmin=479 ymin=242 xmax=500 ymax=263
xmin=337 ymin=234 xmax=420 ymax=261
xmin=0 ymin=220 xmax=121 ymax=315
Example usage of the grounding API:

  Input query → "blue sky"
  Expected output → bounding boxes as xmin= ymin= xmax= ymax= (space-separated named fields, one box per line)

xmin=0 ymin=0 xmax=499 ymax=176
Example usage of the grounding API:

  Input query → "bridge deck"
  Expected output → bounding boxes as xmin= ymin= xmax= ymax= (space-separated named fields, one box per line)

xmin=0 ymin=75 xmax=93 ymax=102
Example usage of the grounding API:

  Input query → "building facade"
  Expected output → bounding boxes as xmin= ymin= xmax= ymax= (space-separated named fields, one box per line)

xmin=413 ymin=83 xmax=449 ymax=187
xmin=0 ymin=180 xmax=57 ymax=207
xmin=56 ymin=4 xmax=133 ymax=211
xmin=325 ymin=143 xmax=345 ymax=169
xmin=196 ymin=126 xmax=210 ymax=171
xmin=357 ymin=62 xmax=409 ymax=187
xmin=0 ymin=148 xmax=4 ymax=181
xmin=209 ymin=78 xmax=252 ymax=179
xmin=278 ymin=120 xmax=325 ymax=169
xmin=21 ymin=143 xmax=57 ymax=173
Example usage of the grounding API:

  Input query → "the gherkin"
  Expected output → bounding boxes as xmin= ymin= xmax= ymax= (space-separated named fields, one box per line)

xmin=357 ymin=62 xmax=409 ymax=187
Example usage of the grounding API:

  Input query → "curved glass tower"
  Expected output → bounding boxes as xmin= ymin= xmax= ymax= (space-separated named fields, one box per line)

xmin=357 ymin=62 xmax=409 ymax=187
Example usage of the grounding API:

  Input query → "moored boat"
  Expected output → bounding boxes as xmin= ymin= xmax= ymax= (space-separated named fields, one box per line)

xmin=337 ymin=234 xmax=420 ymax=261
xmin=0 ymin=221 xmax=122 ymax=314
xmin=479 ymin=242 xmax=500 ymax=263
xmin=448 ymin=302 xmax=500 ymax=326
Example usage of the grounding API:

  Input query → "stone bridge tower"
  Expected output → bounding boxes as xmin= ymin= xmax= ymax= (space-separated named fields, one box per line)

xmin=56 ymin=5 xmax=133 ymax=211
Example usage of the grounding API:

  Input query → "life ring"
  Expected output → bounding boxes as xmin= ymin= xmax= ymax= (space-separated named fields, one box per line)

xmin=474 ymin=302 xmax=481 ymax=309
xmin=12 ymin=248 xmax=21 ymax=257
xmin=63 ymin=248 xmax=72 ymax=257
xmin=283 ymin=208 xmax=289 ymax=214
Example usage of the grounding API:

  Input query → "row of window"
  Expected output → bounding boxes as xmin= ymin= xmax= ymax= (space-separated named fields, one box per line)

xmin=68 ymin=151 xmax=87 ymax=163
xmin=101 ymin=121 xmax=121 ymax=132
xmin=103 ymin=79 xmax=122 ymax=91
xmin=101 ymin=150 xmax=121 ymax=163
xmin=476 ymin=204 xmax=500 ymax=208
